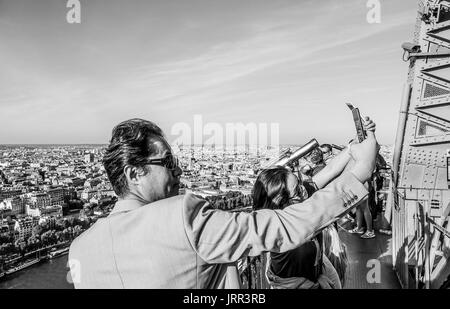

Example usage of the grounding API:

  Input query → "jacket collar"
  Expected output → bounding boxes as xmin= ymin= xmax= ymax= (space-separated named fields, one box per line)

xmin=110 ymin=199 xmax=145 ymax=215
xmin=109 ymin=194 xmax=186 ymax=216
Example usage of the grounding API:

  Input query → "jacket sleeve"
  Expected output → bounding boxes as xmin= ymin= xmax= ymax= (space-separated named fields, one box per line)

xmin=182 ymin=172 xmax=367 ymax=264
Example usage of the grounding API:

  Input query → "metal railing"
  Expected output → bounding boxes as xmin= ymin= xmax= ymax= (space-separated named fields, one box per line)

xmin=238 ymin=254 xmax=270 ymax=289
xmin=392 ymin=187 xmax=450 ymax=289
xmin=392 ymin=189 xmax=409 ymax=288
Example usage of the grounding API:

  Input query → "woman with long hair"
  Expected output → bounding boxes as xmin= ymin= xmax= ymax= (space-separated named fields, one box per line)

xmin=252 ymin=166 xmax=347 ymax=289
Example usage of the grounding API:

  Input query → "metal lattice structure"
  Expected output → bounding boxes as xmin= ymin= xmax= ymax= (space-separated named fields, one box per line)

xmin=391 ymin=0 xmax=450 ymax=289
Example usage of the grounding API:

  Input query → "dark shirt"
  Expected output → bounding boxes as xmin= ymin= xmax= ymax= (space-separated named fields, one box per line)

xmin=270 ymin=179 xmax=323 ymax=281
xmin=268 ymin=177 xmax=325 ymax=281
xmin=270 ymin=234 xmax=323 ymax=281
xmin=303 ymin=180 xmax=319 ymax=197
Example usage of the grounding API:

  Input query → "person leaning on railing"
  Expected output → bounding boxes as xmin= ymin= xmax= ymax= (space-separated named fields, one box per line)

xmin=69 ymin=118 xmax=379 ymax=288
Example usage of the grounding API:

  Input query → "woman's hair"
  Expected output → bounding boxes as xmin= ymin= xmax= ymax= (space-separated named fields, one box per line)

xmin=308 ymin=148 xmax=324 ymax=165
xmin=254 ymin=168 xmax=348 ymax=286
xmin=322 ymin=225 xmax=348 ymax=286
xmin=252 ymin=167 xmax=302 ymax=211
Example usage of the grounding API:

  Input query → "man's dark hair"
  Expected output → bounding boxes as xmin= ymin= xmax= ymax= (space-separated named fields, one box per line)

xmin=102 ymin=119 xmax=164 ymax=197
xmin=308 ymin=148 xmax=324 ymax=165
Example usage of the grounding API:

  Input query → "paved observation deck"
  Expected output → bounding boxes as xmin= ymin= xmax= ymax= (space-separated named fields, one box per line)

xmin=339 ymin=218 xmax=400 ymax=289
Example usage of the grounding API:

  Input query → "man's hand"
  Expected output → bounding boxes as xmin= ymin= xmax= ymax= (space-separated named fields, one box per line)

xmin=313 ymin=116 xmax=378 ymax=188
xmin=349 ymin=128 xmax=380 ymax=183
xmin=351 ymin=117 xmax=376 ymax=143
xmin=364 ymin=116 xmax=376 ymax=133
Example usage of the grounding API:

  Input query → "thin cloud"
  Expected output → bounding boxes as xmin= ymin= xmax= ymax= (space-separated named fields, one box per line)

xmin=0 ymin=0 xmax=417 ymax=144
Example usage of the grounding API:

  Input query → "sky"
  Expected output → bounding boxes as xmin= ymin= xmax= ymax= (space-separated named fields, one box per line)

xmin=0 ymin=0 xmax=418 ymax=145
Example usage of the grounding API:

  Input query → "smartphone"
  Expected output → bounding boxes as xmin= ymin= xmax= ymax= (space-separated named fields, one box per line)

xmin=346 ymin=103 xmax=366 ymax=143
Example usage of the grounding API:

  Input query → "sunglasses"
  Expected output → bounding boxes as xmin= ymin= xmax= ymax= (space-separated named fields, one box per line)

xmin=146 ymin=154 xmax=179 ymax=170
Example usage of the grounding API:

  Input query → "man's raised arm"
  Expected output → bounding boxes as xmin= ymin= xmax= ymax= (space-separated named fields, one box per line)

xmin=183 ymin=133 xmax=379 ymax=264
xmin=313 ymin=117 xmax=377 ymax=189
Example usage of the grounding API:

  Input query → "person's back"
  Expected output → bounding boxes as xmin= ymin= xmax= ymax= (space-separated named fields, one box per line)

xmin=70 ymin=194 xmax=238 ymax=288
xmin=269 ymin=234 xmax=322 ymax=282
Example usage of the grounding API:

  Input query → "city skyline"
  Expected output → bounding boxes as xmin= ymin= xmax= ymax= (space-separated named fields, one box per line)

xmin=0 ymin=0 xmax=417 ymax=145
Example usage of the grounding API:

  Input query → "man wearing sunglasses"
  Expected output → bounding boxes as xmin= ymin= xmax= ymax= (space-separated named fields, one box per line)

xmin=69 ymin=118 xmax=379 ymax=289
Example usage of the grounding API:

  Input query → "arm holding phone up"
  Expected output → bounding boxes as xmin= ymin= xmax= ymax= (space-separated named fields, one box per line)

xmin=185 ymin=119 xmax=380 ymax=263
xmin=313 ymin=117 xmax=377 ymax=189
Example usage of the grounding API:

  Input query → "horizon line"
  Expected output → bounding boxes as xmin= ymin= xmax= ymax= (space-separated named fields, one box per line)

xmin=0 ymin=143 xmax=394 ymax=147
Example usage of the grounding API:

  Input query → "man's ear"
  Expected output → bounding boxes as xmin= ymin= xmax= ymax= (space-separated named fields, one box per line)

xmin=123 ymin=165 xmax=142 ymax=186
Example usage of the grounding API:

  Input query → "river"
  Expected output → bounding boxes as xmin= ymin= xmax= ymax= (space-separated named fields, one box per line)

xmin=0 ymin=255 xmax=74 ymax=289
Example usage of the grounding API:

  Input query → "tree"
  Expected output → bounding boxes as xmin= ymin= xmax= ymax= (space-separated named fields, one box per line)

xmin=40 ymin=221 xmax=50 ymax=232
xmin=66 ymin=227 xmax=73 ymax=240
xmin=67 ymin=217 xmax=75 ymax=227
xmin=73 ymin=225 xmax=83 ymax=237
xmin=0 ymin=234 xmax=12 ymax=244
xmin=80 ymin=218 xmax=91 ymax=229
xmin=55 ymin=231 xmax=63 ymax=243
xmin=49 ymin=230 xmax=57 ymax=244
xmin=32 ymin=225 xmax=43 ymax=237
xmin=40 ymin=233 xmax=47 ymax=245
xmin=1 ymin=243 xmax=14 ymax=255
xmin=15 ymin=241 xmax=27 ymax=256
xmin=27 ymin=235 xmax=40 ymax=251
xmin=0 ymin=244 xmax=8 ymax=256
xmin=62 ymin=219 xmax=70 ymax=229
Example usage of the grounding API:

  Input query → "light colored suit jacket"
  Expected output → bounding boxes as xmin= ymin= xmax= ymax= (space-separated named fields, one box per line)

xmin=69 ymin=172 xmax=367 ymax=289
